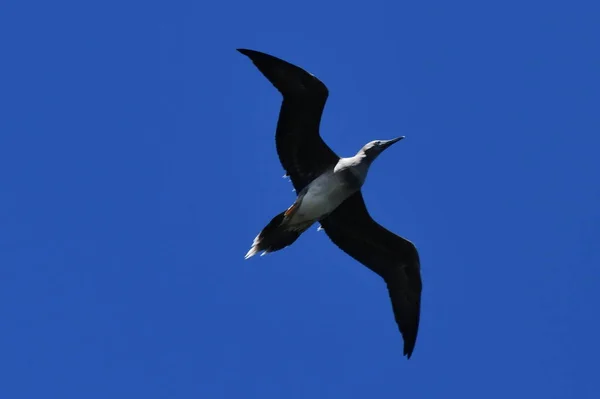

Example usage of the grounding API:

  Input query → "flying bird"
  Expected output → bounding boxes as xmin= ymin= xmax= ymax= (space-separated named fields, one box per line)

xmin=239 ymin=49 xmax=422 ymax=359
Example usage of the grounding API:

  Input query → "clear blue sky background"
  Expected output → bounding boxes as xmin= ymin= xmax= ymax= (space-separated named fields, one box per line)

xmin=1 ymin=0 xmax=599 ymax=397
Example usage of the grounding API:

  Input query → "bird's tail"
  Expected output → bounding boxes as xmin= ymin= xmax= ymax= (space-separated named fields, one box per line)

xmin=244 ymin=210 xmax=310 ymax=259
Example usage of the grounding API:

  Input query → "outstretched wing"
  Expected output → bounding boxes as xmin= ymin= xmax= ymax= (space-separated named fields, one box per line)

xmin=320 ymin=191 xmax=422 ymax=358
xmin=238 ymin=49 xmax=340 ymax=192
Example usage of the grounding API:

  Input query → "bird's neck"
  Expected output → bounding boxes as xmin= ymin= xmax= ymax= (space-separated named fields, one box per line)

xmin=335 ymin=154 xmax=371 ymax=187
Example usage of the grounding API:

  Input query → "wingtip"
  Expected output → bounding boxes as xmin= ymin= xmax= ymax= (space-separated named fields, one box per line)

xmin=237 ymin=48 xmax=261 ymax=59
xmin=403 ymin=337 xmax=417 ymax=359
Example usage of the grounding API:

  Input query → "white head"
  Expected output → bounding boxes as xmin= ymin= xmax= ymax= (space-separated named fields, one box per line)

xmin=359 ymin=136 xmax=405 ymax=163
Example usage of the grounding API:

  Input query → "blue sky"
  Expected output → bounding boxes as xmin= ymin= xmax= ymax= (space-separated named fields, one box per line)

xmin=1 ymin=0 xmax=599 ymax=397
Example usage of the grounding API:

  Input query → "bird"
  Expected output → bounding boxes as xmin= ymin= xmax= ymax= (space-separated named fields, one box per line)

xmin=238 ymin=49 xmax=422 ymax=359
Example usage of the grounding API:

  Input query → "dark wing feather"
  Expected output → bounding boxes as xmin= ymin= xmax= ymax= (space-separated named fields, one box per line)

xmin=320 ymin=191 xmax=422 ymax=358
xmin=238 ymin=49 xmax=339 ymax=192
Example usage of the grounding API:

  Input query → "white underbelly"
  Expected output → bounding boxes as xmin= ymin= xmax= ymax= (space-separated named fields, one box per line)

xmin=291 ymin=174 xmax=353 ymax=223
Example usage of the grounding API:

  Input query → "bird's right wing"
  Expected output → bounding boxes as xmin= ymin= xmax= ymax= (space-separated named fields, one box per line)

xmin=238 ymin=49 xmax=340 ymax=192
xmin=320 ymin=191 xmax=422 ymax=358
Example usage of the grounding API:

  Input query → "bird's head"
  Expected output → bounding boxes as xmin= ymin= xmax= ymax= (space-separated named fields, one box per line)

xmin=360 ymin=136 xmax=405 ymax=162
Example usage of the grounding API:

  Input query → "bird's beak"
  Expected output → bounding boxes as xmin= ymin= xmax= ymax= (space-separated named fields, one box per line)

xmin=380 ymin=136 xmax=405 ymax=150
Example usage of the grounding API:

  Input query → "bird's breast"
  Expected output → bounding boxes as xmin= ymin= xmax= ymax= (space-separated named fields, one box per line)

xmin=290 ymin=172 xmax=356 ymax=224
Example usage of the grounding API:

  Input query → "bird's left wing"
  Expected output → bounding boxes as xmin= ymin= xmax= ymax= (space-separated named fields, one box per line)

xmin=238 ymin=49 xmax=339 ymax=192
xmin=320 ymin=191 xmax=422 ymax=358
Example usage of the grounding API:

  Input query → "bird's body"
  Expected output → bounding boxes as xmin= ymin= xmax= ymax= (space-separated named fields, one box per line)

xmin=238 ymin=48 xmax=423 ymax=359
xmin=279 ymin=156 xmax=366 ymax=228
xmin=287 ymin=169 xmax=355 ymax=225
xmin=244 ymin=165 xmax=357 ymax=259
